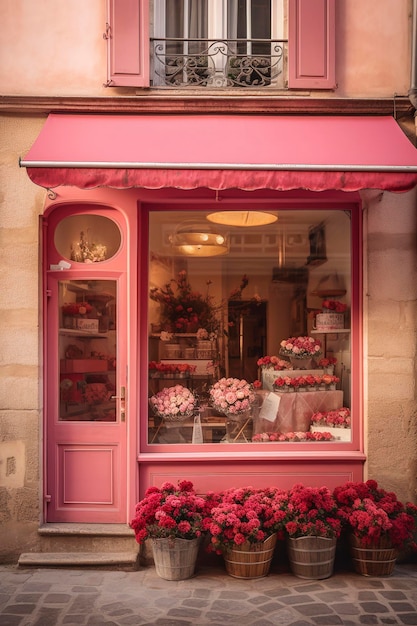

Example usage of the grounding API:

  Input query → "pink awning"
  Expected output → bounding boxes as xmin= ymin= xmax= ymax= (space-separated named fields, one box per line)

xmin=20 ymin=113 xmax=417 ymax=192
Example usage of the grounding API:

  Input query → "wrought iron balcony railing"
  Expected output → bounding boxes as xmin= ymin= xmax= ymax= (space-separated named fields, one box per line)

xmin=151 ymin=38 xmax=286 ymax=88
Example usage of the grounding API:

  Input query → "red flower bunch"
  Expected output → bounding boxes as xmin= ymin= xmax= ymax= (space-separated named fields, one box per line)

xmin=257 ymin=355 xmax=290 ymax=370
xmin=206 ymin=486 xmax=288 ymax=553
xmin=311 ymin=408 xmax=351 ymax=428
xmin=130 ymin=480 xmax=215 ymax=544
xmin=62 ymin=302 xmax=93 ymax=316
xmin=333 ymin=480 xmax=417 ymax=549
xmin=318 ymin=357 xmax=337 ymax=367
xmin=283 ymin=484 xmax=342 ymax=539
xmin=280 ymin=336 xmax=322 ymax=358
xmin=322 ymin=300 xmax=347 ymax=313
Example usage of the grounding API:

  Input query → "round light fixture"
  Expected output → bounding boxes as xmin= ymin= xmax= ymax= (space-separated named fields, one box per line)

xmin=206 ymin=211 xmax=278 ymax=227
xmin=169 ymin=220 xmax=229 ymax=257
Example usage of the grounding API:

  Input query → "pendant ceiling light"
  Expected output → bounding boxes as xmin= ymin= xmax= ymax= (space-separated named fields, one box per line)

xmin=206 ymin=211 xmax=278 ymax=227
xmin=169 ymin=220 xmax=229 ymax=257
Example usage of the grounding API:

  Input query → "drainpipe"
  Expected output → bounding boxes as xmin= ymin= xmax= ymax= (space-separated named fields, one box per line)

xmin=409 ymin=0 xmax=417 ymax=110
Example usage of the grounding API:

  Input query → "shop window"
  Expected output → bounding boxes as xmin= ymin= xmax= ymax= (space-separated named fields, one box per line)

xmin=106 ymin=0 xmax=335 ymax=89
xmin=147 ymin=208 xmax=354 ymax=446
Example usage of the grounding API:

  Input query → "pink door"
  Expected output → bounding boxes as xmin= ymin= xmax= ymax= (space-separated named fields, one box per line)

xmin=44 ymin=208 xmax=129 ymax=523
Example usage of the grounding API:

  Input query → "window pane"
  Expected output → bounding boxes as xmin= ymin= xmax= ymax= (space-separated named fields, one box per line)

xmin=148 ymin=210 xmax=352 ymax=445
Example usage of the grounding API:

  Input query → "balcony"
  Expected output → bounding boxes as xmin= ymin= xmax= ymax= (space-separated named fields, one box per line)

xmin=151 ymin=39 xmax=287 ymax=89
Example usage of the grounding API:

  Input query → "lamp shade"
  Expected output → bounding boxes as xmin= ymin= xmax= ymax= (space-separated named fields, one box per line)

xmin=169 ymin=220 xmax=229 ymax=257
xmin=206 ymin=211 xmax=277 ymax=227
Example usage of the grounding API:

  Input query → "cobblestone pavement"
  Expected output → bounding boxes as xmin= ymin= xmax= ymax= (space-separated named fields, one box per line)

xmin=0 ymin=561 xmax=416 ymax=626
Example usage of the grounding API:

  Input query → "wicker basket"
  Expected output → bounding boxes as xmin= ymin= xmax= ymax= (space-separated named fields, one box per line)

xmin=350 ymin=534 xmax=397 ymax=577
xmin=223 ymin=534 xmax=277 ymax=579
xmin=287 ymin=536 xmax=337 ymax=579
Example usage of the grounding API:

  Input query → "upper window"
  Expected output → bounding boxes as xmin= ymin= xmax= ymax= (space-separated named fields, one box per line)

xmin=107 ymin=0 xmax=336 ymax=90
xmin=151 ymin=0 xmax=286 ymax=88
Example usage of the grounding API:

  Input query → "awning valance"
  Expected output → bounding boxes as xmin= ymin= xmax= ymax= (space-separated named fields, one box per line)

xmin=20 ymin=113 xmax=417 ymax=192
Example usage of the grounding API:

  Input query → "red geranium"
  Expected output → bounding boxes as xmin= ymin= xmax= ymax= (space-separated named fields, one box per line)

xmin=130 ymin=480 xmax=217 ymax=544
xmin=206 ymin=486 xmax=288 ymax=554
xmin=333 ymin=480 xmax=417 ymax=549
xmin=283 ymin=483 xmax=342 ymax=539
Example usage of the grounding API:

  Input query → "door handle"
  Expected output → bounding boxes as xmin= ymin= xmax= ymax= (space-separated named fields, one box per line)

xmin=111 ymin=386 xmax=126 ymax=421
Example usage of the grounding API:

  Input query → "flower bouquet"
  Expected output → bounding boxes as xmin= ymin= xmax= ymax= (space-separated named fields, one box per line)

xmin=209 ymin=377 xmax=255 ymax=417
xmin=149 ymin=384 xmax=197 ymax=422
xmin=252 ymin=431 xmax=334 ymax=442
xmin=322 ymin=299 xmax=347 ymax=313
xmin=279 ymin=336 xmax=322 ymax=369
xmin=311 ymin=408 xmax=351 ymax=428
xmin=257 ymin=355 xmax=291 ymax=370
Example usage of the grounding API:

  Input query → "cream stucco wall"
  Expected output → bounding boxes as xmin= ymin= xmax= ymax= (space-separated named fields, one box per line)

xmin=362 ymin=188 xmax=417 ymax=502
xmin=0 ymin=0 xmax=412 ymax=98
xmin=0 ymin=115 xmax=47 ymax=560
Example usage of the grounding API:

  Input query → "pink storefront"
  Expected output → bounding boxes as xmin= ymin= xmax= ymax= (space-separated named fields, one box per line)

xmin=21 ymin=112 xmax=417 ymax=525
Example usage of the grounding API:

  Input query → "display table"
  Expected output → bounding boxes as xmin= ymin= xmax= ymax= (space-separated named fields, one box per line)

xmin=254 ymin=390 xmax=344 ymax=434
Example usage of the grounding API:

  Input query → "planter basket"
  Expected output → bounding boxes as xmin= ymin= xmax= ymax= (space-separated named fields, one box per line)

xmin=151 ymin=537 xmax=201 ymax=580
xmin=350 ymin=534 xmax=397 ymax=577
xmin=287 ymin=536 xmax=337 ymax=579
xmin=223 ymin=534 xmax=277 ymax=579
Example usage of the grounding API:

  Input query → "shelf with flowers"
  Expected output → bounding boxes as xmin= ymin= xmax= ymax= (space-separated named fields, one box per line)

xmin=310 ymin=407 xmax=351 ymax=441
xmin=252 ymin=431 xmax=335 ymax=442
xmin=148 ymin=361 xmax=197 ymax=379
xmin=273 ymin=374 xmax=340 ymax=393
xmin=333 ymin=480 xmax=417 ymax=576
xmin=206 ymin=486 xmax=288 ymax=578
xmin=130 ymin=480 xmax=219 ymax=580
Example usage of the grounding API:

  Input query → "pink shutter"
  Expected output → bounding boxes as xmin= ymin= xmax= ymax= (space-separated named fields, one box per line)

xmin=288 ymin=0 xmax=336 ymax=89
xmin=107 ymin=0 xmax=149 ymax=87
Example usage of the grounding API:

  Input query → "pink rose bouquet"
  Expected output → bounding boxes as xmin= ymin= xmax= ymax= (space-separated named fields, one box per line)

xmin=209 ymin=377 xmax=255 ymax=416
xmin=149 ymin=384 xmax=197 ymax=422
xmin=279 ymin=336 xmax=322 ymax=359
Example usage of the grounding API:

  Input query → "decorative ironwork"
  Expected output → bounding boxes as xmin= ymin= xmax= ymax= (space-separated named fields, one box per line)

xmin=151 ymin=39 xmax=286 ymax=88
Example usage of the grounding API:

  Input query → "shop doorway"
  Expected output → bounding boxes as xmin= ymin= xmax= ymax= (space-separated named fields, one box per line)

xmin=227 ymin=300 xmax=267 ymax=381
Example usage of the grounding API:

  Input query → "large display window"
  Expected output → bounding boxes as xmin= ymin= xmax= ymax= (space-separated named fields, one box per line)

xmin=147 ymin=208 xmax=356 ymax=447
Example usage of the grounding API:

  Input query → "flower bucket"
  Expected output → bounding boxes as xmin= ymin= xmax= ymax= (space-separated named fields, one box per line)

xmin=223 ymin=534 xmax=277 ymax=579
xmin=287 ymin=536 xmax=337 ymax=579
xmin=349 ymin=534 xmax=398 ymax=577
xmin=151 ymin=537 xmax=201 ymax=580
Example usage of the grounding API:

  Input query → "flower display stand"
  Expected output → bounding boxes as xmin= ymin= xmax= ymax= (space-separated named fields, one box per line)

xmin=310 ymin=426 xmax=351 ymax=441
xmin=349 ymin=534 xmax=398 ymax=577
xmin=287 ymin=536 xmax=337 ymax=579
xmin=223 ymin=534 xmax=277 ymax=579
xmin=151 ymin=537 xmax=202 ymax=580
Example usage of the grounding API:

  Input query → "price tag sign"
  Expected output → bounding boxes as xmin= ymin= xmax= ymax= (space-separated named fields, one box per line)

xmin=258 ymin=393 xmax=280 ymax=423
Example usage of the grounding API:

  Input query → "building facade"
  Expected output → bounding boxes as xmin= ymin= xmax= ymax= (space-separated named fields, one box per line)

xmin=1 ymin=0 xmax=417 ymax=563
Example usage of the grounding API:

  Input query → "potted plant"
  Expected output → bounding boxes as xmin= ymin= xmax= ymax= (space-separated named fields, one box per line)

xmin=333 ymin=480 xmax=417 ymax=576
xmin=283 ymin=483 xmax=342 ymax=579
xmin=130 ymin=480 xmax=216 ymax=580
xmin=206 ymin=486 xmax=288 ymax=578
xmin=310 ymin=407 xmax=351 ymax=441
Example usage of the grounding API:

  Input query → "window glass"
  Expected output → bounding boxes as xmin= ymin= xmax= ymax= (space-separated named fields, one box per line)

xmin=152 ymin=0 xmax=285 ymax=87
xmin=148 ymin=209 xmax=352 ymax=445
xmin=54 ymin=214 xmax=121 ymax=263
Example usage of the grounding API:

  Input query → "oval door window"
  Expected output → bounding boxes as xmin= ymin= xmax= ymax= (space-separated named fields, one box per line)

xmin=54 ymin=214 xmax=122 ymax=263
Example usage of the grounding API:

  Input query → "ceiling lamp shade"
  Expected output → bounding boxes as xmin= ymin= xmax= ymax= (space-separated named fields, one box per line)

xmin=206 ymin=211 xmax=277 ymax=227
xmin=169 ymin=220 xmax=229 ymax=257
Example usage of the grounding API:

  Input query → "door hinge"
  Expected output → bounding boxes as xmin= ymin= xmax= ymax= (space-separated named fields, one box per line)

xmin=44 ymin=494 xmax=52 ymax=502
xmin=46 ymin=289 xmax=52 ymax=298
